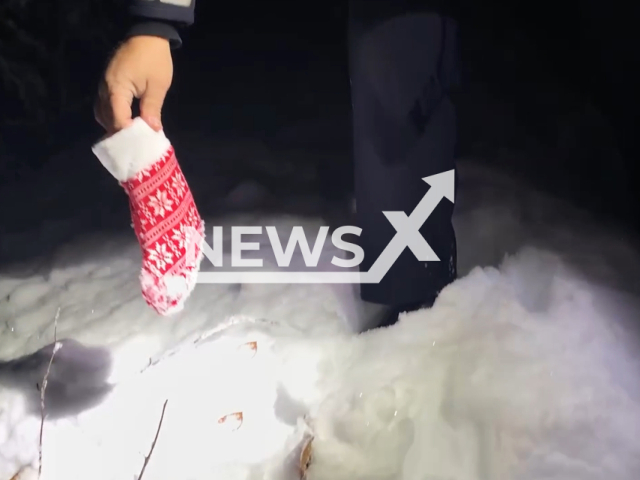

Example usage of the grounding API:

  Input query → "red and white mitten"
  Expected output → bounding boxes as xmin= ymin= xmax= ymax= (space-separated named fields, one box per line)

xmin=92 ymin=117 xmax=204 ymax=315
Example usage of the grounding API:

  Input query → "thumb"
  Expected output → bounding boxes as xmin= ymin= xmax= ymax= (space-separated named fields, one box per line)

xmin=139 ymin=82 xmax=168 ymax=132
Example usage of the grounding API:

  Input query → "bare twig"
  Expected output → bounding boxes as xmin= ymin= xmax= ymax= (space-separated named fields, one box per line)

xmin=38 ymin=307 xmax=61 ymax=479
xmin=137 ymin=399 xmax=169 ymax=480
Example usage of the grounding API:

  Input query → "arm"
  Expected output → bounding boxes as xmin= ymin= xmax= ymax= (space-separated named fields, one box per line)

xmin=126 ymin=0 xmax=197 ymax=48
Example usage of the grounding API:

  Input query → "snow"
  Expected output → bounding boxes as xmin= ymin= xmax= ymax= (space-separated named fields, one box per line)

xmin=1 ymin=137 xmax=640 ymax=480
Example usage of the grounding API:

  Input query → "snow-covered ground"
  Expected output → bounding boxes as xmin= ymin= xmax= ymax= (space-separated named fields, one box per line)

xmin=1 ymin=134 xmax=640 ymax=480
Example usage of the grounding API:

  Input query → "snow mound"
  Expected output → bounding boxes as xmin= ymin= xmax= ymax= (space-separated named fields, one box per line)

xmin=306 ymin=248 xmax=640 ymax=480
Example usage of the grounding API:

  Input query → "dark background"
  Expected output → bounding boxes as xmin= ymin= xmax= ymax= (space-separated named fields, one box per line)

xmin=0 ymin=0 xmax=638 ymax=245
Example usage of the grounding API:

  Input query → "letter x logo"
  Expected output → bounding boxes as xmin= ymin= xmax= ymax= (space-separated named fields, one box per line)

xmin=362 ymin=169 xmax=455 ymax=284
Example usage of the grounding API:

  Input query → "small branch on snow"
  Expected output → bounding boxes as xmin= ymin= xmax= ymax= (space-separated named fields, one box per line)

xmin=38 ymin=307 xmax=62 ymax=479
xmin=137 ymin=399 xmax=169 ymax=480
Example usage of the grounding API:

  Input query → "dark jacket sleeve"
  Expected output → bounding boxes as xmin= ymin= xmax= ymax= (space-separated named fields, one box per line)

xmin=125 ymin=0 xmax=196 ymax=49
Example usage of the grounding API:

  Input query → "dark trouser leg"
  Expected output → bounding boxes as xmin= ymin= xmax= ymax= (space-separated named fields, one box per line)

xmin=349 ymin=4 xmax=459 ymax=307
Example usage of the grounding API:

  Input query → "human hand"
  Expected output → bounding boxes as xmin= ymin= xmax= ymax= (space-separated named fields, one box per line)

xmin=94 ymin=35 xmax=173 ymax=134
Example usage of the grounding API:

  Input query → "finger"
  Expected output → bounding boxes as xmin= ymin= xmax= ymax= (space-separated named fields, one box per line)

xmin=94 ymin=83 xmax=112 ymax=132
xmin=139 ymin=81 xmax=168 ymax=132
xmin=94 ymin=98 xmax=116 ymax=136
xmin=109 ymin=87 xmax=135 ymax=133
xmin=94 ymin=98 xmax=107 ymax=132
xmin=95 ymin=83 xmax=129 ymax=135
